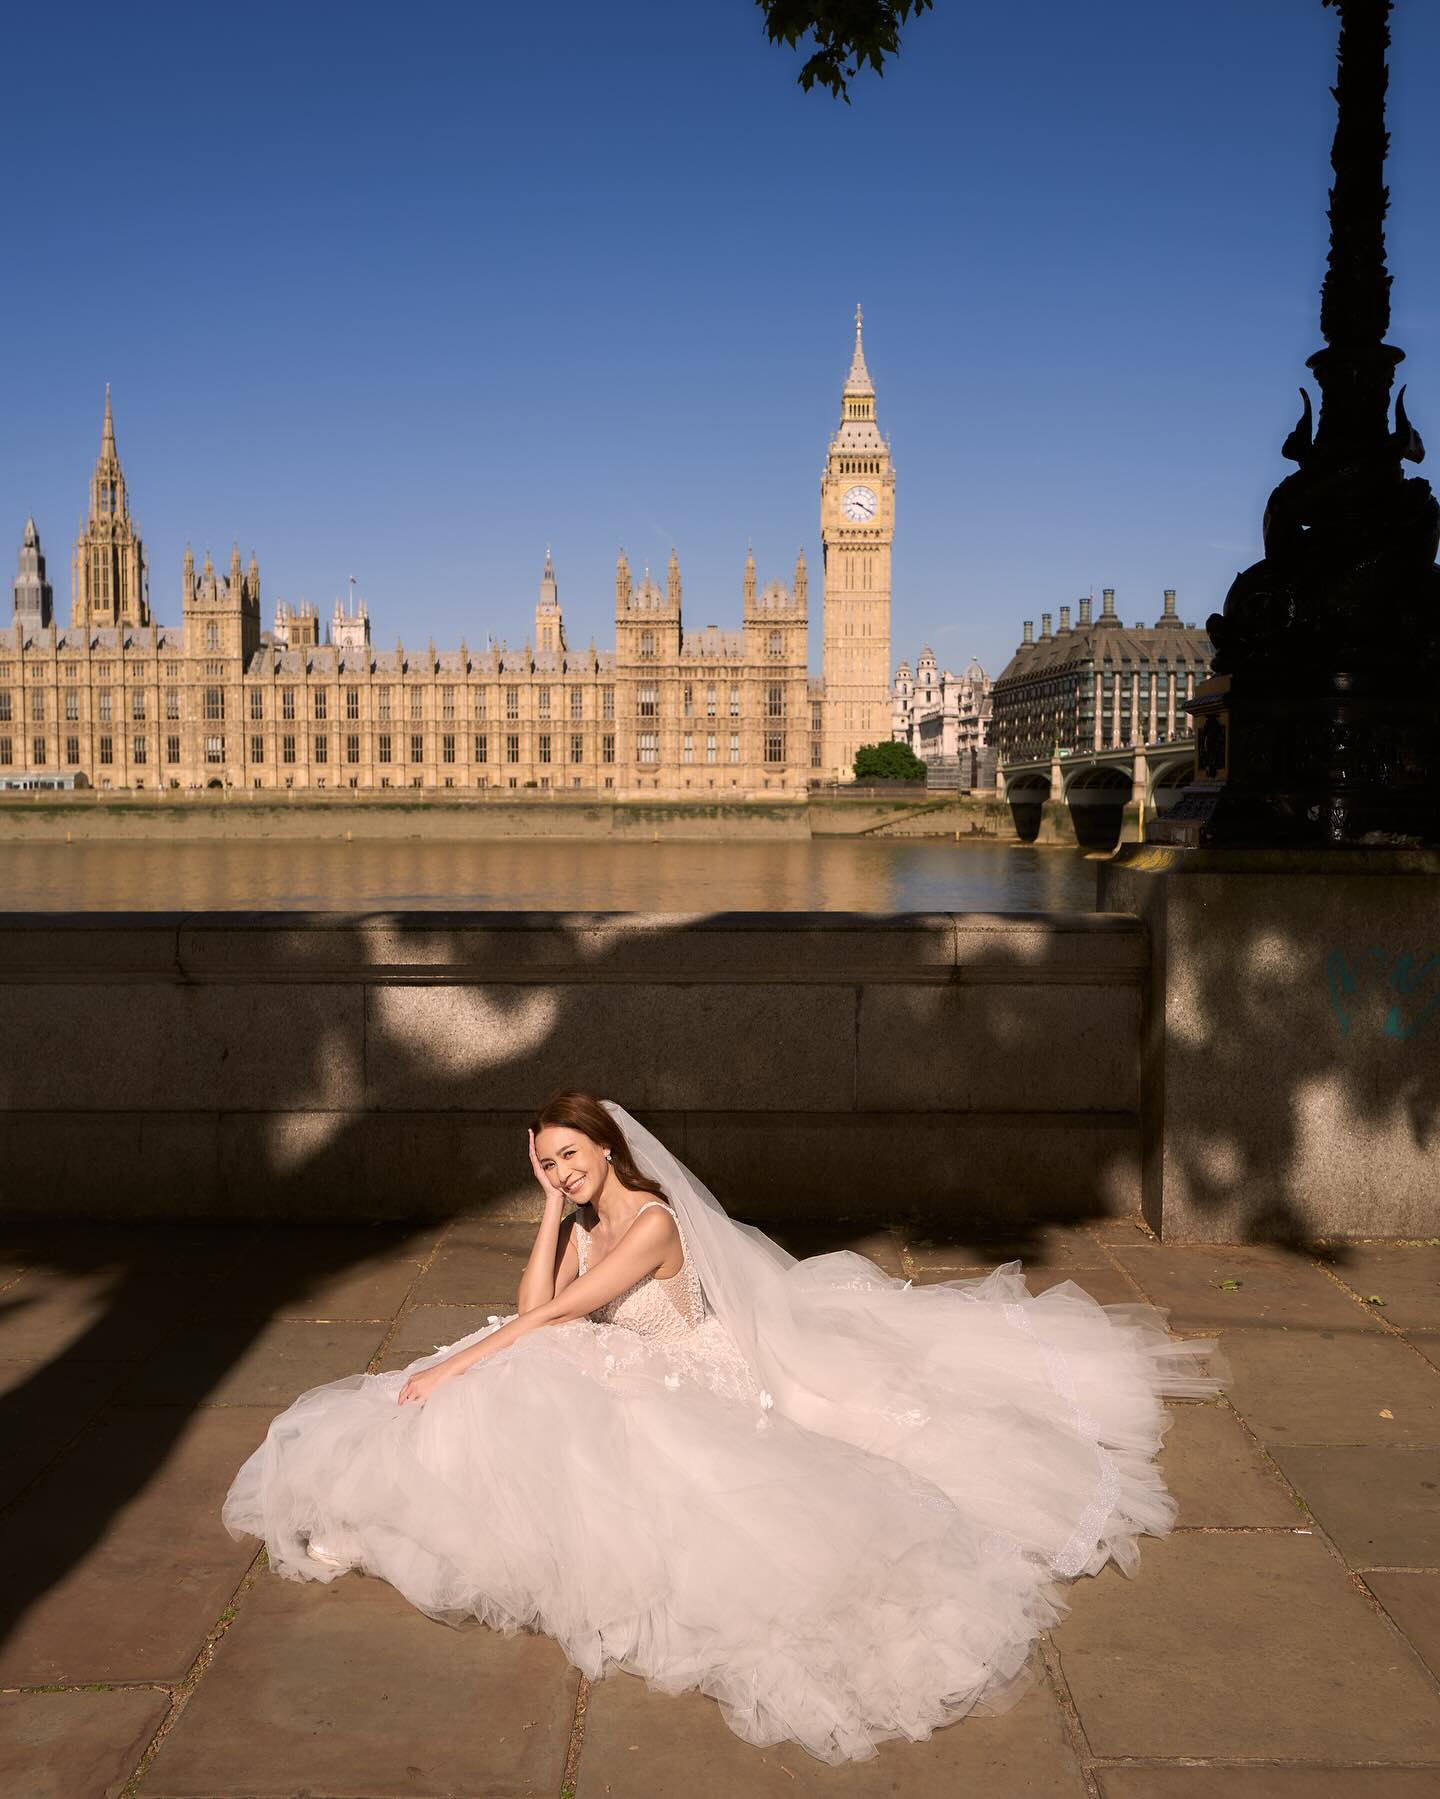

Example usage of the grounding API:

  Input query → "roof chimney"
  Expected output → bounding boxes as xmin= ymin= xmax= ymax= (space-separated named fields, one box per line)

xmin=1039 ymin=612 xmax=1052 ymax=640
xmin=1095 ymin=587 xmax=1119 ymax=628
xmin=1021 ymin=620 xmax=1034 ymax=646
xmin=1058 ymin=605 xmax=1071 ymax=634
xmin=1078 ymin=596 xmax=1092 ymax=627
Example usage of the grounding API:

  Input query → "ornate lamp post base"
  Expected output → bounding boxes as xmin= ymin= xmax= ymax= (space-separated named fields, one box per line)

xmin=1152 ymin=668 xmax=1440 ymax=847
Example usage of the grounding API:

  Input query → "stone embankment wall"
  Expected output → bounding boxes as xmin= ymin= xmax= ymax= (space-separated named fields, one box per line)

xmin=1101 ymin=845 xmax=1440 ymax=1243
xmin=0 ymin=795 xmax=1019 ymax=843
xmin=0 ymin=912 xmax=1141 ymax=1228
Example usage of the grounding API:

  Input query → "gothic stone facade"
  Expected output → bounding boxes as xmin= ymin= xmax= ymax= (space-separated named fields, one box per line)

xmin=2 ymin=324 xmax=892 ymax=796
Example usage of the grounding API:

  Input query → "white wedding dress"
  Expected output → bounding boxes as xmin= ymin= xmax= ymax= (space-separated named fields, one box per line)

xmin=224 ymin=1106 xmax=1220 ymax=1765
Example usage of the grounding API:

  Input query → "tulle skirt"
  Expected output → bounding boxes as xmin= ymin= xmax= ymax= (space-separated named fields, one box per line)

xmin=223 ymin=1260 xmax=1218 ymax=1764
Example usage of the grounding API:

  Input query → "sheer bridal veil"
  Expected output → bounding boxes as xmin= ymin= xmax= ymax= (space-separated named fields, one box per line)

xmin=602 ymin=1098 xmax=1221 ymax=1573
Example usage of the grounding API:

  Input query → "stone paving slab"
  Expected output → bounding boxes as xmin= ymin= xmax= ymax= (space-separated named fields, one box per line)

xmin=1406 ymin=1330 xmax=1440 ymax=1375
xmin=0 ymin=1689 xmax=172 ymax=1799
xmin=134 ymin=1223 xmax=440 ymax=1320
xmin=0 ymin=1406 xmax=268 ymax=1686
xmin=907 ymin=1223 xmax=1112 ymax=1272
xmin=1097 ymin=1769 xmax=1440 ymax=1798
xmin=381 ymin=1303 xmax=496 ymax=1371
xmin=1086 ymin=1214 xmax=1156 ymax=1244
xmin=1220 ymin=1329 xmax=1440 ymax=1447
xmin=1365 ymin=1573 xmax=1440 ymax=1681
xmin=0 ymin=1267 xmax=161 ymax=1363
xmin=145 ymin=1571 xmax=578 ymax=1799
xmin=1111 ymin=1245 xmax=1383 ymax=1333
xmin=1053 ymin=1532 xmax=1440 ymax=1762
xmin=0 ymin=1356 xmax=124 ymax=1510
xmin=910 ymin=1263 xmax=990 ymax=1286
xmin=1268 ymin=1445 xmax=1440 ymax=1566
xmin=1157 ymin=1403 xmax=1301 ymax=1528
xmin=119 ymin=1316 xmax=388 ymax=1406
xmin=1033 ymin=1267 xmax=1143 ymax=1307
xmin=575 ymin=1664 xmax=1089 ymax=1798
xmin=411 ymin=1230 xmax=534 ymax=1308
xmin=1321 ymin=1243 xmax=1440 ymax=1331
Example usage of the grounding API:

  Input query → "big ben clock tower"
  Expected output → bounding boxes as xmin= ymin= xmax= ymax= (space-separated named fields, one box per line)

xmin=821 ymin=306 xmax=894 ymax=779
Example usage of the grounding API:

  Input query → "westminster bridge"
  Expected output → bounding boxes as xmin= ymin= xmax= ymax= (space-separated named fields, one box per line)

xmin=997 ymin=733 xmax=1196 ymax=848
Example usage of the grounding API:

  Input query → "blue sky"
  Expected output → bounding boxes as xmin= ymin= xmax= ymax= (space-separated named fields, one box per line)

xmin=5 ymin=0 xmax=1440 ymax=680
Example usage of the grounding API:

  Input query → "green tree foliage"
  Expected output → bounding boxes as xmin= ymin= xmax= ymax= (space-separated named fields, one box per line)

xmin=853 ymin=740 xmax=928 ymax=781
xmin=756 ymin=1 xmax=935 ymax=100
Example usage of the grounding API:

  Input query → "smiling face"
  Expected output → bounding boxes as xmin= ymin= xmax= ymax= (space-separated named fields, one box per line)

xmin=534 ymin=1124 xmax=610 ymax=1207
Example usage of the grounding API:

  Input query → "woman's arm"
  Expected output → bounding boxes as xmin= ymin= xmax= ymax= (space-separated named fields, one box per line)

xmin=399 ymin=1208 xmax=678 ymax=1403
xmin=516 ymin=1206 xmax=575 ymax=1313
xmin=515 ymin=1130 xmax=574 ymax=1314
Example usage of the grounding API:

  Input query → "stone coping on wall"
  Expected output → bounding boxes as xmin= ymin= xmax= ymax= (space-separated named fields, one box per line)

xmin=0 ymin=910 xmax=1147 ymax=987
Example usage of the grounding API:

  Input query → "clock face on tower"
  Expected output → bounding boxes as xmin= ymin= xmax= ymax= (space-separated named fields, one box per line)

xmin=841 ymin=485 xmax=878 ymax=523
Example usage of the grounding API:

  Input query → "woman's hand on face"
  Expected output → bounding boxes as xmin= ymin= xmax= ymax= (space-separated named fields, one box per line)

xmin=528 ymin=1129 xmax=564 ymax=1206
xmin=398 ymin=1362 xmax=453 ymax=1406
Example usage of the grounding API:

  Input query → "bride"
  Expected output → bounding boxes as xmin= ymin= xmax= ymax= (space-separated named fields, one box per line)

xmin=224 ymin=1091 xmax=1219 ymax=1765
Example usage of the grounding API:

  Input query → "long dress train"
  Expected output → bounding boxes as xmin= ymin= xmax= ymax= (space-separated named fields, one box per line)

xmin=224 ymin=1182 xmax=1219 ymax=1765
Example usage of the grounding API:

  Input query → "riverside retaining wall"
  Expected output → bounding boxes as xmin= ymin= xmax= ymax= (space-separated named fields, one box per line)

xmin=0 ymin=911 xmax=1142 ymax=1228
xmin=0 ymin=795 xmax=1017 ymax=843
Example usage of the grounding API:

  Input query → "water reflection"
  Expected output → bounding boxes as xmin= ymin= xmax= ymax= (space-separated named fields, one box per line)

xmin=0 ymin=839 xmax=1099 ymax=913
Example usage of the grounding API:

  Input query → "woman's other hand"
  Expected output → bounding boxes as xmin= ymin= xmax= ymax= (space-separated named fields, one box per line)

xmin=398 ymin=1362 xmax=453 ymax=1406
xmin=529 ymin=1128 xmax=565 ymax=1207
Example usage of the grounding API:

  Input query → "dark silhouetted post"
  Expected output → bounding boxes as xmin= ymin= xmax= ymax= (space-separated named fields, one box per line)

xmin=1155 ymin=0 xmax=1440 ymax=847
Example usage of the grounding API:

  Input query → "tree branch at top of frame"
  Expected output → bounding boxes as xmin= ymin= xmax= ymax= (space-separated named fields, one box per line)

xmin=757 ymin=0 xmax=936 ymax=101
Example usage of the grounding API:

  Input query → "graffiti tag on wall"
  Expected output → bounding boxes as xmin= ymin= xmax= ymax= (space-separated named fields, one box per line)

xmin=1327 ymin=949 xmax=1440 ymax=1042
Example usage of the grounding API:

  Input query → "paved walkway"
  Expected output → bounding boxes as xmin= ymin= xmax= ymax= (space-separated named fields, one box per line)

xmin=1 ymin=1213 xmax=1437 ymax=1798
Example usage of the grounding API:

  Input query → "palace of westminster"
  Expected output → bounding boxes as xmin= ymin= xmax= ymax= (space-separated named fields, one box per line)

xmin=1 ymin=316 xmax=898 ymax=797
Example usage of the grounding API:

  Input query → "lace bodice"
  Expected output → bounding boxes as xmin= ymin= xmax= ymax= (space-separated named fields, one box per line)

xmin=574 ymin=1200 xmax=705 ymax=1342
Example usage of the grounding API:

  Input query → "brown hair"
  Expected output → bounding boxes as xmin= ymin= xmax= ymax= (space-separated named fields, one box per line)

xmin=529 ymin=1091 xmax=667 ymax=1204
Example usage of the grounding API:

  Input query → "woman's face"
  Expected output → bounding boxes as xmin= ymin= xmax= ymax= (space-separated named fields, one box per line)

xmin=534 ymin=1125 xmax=609 ymax=1206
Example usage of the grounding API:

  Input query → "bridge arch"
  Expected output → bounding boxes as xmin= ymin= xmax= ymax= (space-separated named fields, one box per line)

xmin=1062 ymin=762 xmax=1132 ymax=850
xmin=1003 ymin=770 xmax=1053 ymax=843
xmin=1147 ymin=753 xmax=1192 ymax=817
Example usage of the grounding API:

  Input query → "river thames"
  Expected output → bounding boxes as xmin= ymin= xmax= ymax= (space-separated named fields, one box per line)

xmin=0 ymin=838 xmax=1100 ymax=913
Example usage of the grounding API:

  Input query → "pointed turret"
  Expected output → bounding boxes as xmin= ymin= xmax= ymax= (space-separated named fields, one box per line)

xmin=535 ymin=546 xmax=566 ymax=654
xmin=794 ymin=546 xmax=807 ymax=610
xmin=832 ymin=305 xmax=882 ymax=439
xmin=615 ymin=547 xmax=633 ymax=611
xmin=74 ymin=386 xmax=149 ymax=630
xmin=743 ymin=543 xmax=756 ymax=607
xmin=13 ymin=516 xmax=54 ymax=631
xmin=666 ymin=547 xmax=681 ymax=610
xmin=844 ymin=303 xmax=874 ymax=397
